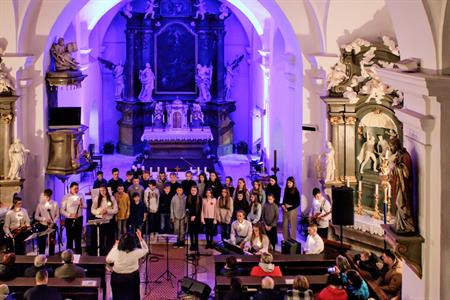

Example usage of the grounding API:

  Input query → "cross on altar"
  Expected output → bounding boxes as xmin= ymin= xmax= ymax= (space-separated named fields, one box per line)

xmin=175 ymin=166 xmax=180 ymax=174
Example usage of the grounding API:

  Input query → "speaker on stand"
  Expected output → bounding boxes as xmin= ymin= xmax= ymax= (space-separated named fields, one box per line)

xmin=331 ymin=186 xmax=354 ymax=252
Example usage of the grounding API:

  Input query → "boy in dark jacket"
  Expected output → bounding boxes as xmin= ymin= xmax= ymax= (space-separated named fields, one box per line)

xmin=158 ymin=183 xmax=172 ymax=234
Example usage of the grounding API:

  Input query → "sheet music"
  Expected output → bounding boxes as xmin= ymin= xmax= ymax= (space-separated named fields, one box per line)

xmin=73 ymin=254 xmax=81 ymax=264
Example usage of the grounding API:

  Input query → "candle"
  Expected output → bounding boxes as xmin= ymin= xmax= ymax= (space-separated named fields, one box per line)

xmin=358 ymin=181 xmax=362 ymax=191
xmin=375 ymin=184 xmax=379 ymax=195
xmin=273 ymin=149 xmax=277 ymax=169
xmin=157 ymin=166 xmax=160 ymax=173
xmin=197 ymin=167 xmax=200 ymax=174
xmin=388 ymin=186 xmax=391 ymax=198
xmin=204 ymin=166 xmax=207 ymax=173
xmin=346 ymin=177 xmax=350 ymax=187
xmin=163 ymin=115 xmax=165 ymax=123
xmin=141 ymin=165 xmax=145 ymax=171
xmin=385 ymin=151 xmax=389 ymax=159
xmin=150 ymin=167 xmax=153 ymax=174
xmin=152 ymin=115 xmax=154 ymax=123
xmin=107 ymin=201 xmax=112 ymax=207
xmin=164 ymin=167 xmax=167 ymax=173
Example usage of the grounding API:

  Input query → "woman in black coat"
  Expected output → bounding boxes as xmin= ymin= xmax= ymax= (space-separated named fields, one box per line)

xmin=265 ymin=175 xmax=281 ymax=205
xmin=186 ymin=185 xmax=202 ymax=251
xmin=206 ymin=171 xmax=223 ymax=199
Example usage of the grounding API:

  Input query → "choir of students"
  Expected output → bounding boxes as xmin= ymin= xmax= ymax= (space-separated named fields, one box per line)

xmin=1 ymin=167 xmax=333 ymax=258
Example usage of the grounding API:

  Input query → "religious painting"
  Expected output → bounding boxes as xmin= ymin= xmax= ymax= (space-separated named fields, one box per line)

xmin=160 ymin=0 xmax=192 ymax=18
xmin=155 ymin=22 xmax=197 ymax=94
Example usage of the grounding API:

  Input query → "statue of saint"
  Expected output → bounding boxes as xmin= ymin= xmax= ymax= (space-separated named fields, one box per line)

xmin=113 ymin=63 xmax=124 ymax=99
xmin=195 ymin=64 xmax=212 ymax=103
xmin=138 ymin=63 xmax=155 ymax=102
xmin=357 ymin=134 xmax=378 ymax=174
xmin=389 ymin=137 xmax=416 ymax=234
xmin=194 ymin=0 xmax=207 ymax=20
xmin=50 ymin=38 xmax=80 ymax=71
xmin=325 ymin=142 xmax=336 ymax=182
xmin=191 ymin=102 xmax=204 ymax=127
xmin=377 ymin=135 xmax=390 ymax=158
xmin=0 ymin=72 xmax=15 ymax=96
xmin=144 ymin=0 xmax=158 ymax=19
xmin=154 ymin=102 xmax=164 ymax=120
xmin=8 ymin=139 xmax=30 ymax=180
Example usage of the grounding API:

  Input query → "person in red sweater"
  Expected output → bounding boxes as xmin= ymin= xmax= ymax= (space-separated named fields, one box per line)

xmin=317 ymin=273 xmax=348 ymax=300
xmin=250 ymin=252 xmax=283 ymax=277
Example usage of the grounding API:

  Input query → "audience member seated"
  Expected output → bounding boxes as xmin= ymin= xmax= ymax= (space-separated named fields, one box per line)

xmin=219 ymin=256 xmax=242 ymax=277
xmin=354 ymin=250 xmax=381 ymax=279
xmin=24 ymin=255 xmax=54 ymax=278
xmin=335 ymin=255 xmax=352 ymax=282
xmin=247 ymin=224 xmax=270 ymax=255
xmin=250 ymin=252 xmax=283 ymax=277
xmin=0 ymin=253 xmax=19 ymax=281
xmin=286 ymin=275 xmax=315 ymax=300
xmin=223 ymin=277 xmax=249 ymax=300
xmin=24 ymin=270 xmax=62 ymax=300
xmin=345 ymin=270 xmax=369 ymax=300
xmin=229 ymin=210 xmax=252 ymax=248
xmin=303 ymin=224 xmax=324 ymax=254
xmin=317 ymin=273 xmax=348 ymax=300
xmin=253 ymin=276 xmax=283 ymax=300
xmin=54 ymin=250 xmax=86 ymax=279
xmin=0 ymin=284 xmax=15 ymax=300
xmin=376 ymin=249 xmax=402 ymax=299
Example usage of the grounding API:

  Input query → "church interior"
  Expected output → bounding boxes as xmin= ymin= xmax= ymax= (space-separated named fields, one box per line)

xmin=0 ymin=0 xmax=449 ymax=299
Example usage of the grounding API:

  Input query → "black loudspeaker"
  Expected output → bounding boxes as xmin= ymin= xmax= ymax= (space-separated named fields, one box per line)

xmin=181 ymin=277 xmax=212 ymax=300
xmin=48 ymin=107 xmax=81 ymax=127
xmin=281 ymin=239 xmax=302 ymax=255
xmin=331 ymin=186 xmax=355 ymax=226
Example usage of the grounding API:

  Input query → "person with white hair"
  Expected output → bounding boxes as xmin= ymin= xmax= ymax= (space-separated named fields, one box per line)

xmin=253 ymin=276 xmax=283 ymax=300
xmin=24 ymin=254 xmax=54 ymax=277
xmin=0 ymin=284 xmax=14 ymax=300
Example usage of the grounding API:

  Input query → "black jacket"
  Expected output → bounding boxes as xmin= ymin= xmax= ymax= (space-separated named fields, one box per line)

xmin=24 ymin=266 xmax=54 ymax=278
xmin=282 ymin=188 xmax=300 ymax=211
xmin=265 ymin=183 xmax=281 ymax=205
xmin=253 ymin=289 xmax=283 ymax=300
xmin=206 ymin=179 xmax=223 ymax=199
xmin=181 ymin=179 xmax=197 ymax=196
xmin=24 ymin=285 xmax=62 ymax=300
xmin=158 ymin=192 xmax=172 ymax=214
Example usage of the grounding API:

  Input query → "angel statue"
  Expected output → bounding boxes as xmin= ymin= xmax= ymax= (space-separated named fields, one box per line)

xmin=194 ymin=0 xmax=207 ymax=20
xmin=196 ymin=64 xmax=212 ymax=103
xmin=357 ymin=134 xmax=378 ymax=174
xmin=324 ymin=142 xmax=336 ymax=182
xmin=97 ymin=58 xmax=124 ymax=99
xmin=144 ymin=0 xmax=158 ymax=19
xmin=219 ymin=3 xmax=229 ymax=20
xmin=8 ymin=139 xmax=30 ymax=180
xmin=50 ymin=38 xmax=80 ymax=71
xmin=138 ymin=63 xmax=155 ymax=102
xmin=224 ymin=54 xmax=244 ymax=101
xmin=123 ymin=1 xmax=133 ymax=19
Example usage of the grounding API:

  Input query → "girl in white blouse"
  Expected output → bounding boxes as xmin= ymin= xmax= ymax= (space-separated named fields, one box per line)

xmin=106 ymin=229 xmax=148 ymax=300
xmin=4 ymin=197 xmax=30 ymax=254
xmin=247 ymin=224 xmax=270 ymax=255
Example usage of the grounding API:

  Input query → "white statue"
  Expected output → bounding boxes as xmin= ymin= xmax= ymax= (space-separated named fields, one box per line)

xmin=194 ymin=0 xmax=207 ymax=20
xmin=144 ymin=0 xmax=158 ymax=19
xmin=138 ymin=63 xmax=155 ymax=102
xmin=0 ymin=72 xmax=15 ymax=95
xmin=327 ymin=62 xmax=348 ymax=90
xmin=191 ymin=102 xmax=204 ymax=123
xmin=357 ymin=134 xmax=378 ymax=174
xmin=50 ymin=38 xmax=80 ymax=71
xmin=195 ymin=64 xmax=212 ymax=103
xmin=219 ymin=3 xmax=229 ymax=20
xmin=377 ymin=135 xmax=390 ymax=157
xmin=7 ymin=139 xmax=30 ymax=180
xmin=113 ymin=63 xmax=124 ymax=99
xmin=123 ymin=1 xmax=133 ymax=19
xmin=325 ymin=142 xmax=336 ymax=182
xmin=382 ymin=36 xmax=400 ymax=56
xmin=154 ymin=102 xmax=164 ymax=121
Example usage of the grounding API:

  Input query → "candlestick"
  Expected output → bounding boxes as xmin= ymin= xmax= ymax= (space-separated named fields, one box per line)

xmin=373 ymin=187 xmax=381 ymax=220
xmin=358 ymin=181 xmax=362 ymax=191
xmin=346 ymin=177 xmax=350 ymax=187
xmin=356 ymin=188 xmax=363 ymax=215
xmin=387 ymin=194 xmax=392 ymax=222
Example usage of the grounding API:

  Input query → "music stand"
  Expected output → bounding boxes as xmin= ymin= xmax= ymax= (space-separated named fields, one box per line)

xmin=87 ymin=219 xmax=110 ymax=256
xmin=155 ymin=234 xmax=177 ymax=287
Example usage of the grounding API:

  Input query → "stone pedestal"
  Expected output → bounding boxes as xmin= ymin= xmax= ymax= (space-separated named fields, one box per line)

xmin=116 ymin=100 xmax=143 ymax=155
xmin=382 ymin=224 xmax=424 ymax=277
xmin=46 ymin=125 xmax=90 ymax=175
xmin=0 ymin=179 xmax=24 ymax=207
xmin=204 ymin=100 xmax=236 ymax=156
xmin=0 ymin=96 xmax=19 ymax=179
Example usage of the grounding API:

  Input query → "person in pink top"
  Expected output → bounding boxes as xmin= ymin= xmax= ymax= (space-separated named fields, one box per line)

xmin=201 ymin=188 xmax=217 ymax=249
xmin=250 ymin=252 xmax=283 ymax=277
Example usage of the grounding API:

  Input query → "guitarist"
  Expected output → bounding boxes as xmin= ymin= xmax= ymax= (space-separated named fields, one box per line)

xmin=309 ymin=188 xmax=331 ymax=239
xmin=61 ymin=182 xmax=85 ymax=254
xmin=35 ymin=189 xmax=59 ymax=255
xmin=3 ymin=196 xmax=31 ymax=254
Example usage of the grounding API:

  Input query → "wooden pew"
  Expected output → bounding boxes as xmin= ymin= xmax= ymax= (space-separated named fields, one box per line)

xmin=214 ymin=254 xmax=336 ymax=276
xmin=0 ymin=255 xmax=106 ymax=297
xmin=0 ymin=277 xmax=101 ymax=300
xmin=216 ymin=275 xmax=327 ymax=299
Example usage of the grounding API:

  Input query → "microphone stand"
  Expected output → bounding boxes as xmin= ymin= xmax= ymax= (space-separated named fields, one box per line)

xmin=48 ymin=208 xmax=62 ymax=253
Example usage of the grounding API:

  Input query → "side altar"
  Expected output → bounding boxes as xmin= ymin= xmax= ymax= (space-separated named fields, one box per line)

xmin=109 ymin=0 xmax=237 ymax=157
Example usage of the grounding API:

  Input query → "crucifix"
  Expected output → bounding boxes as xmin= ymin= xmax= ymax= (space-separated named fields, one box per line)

xmin=270 ymin=149 xmax=280 ymax=175
xmin=175 ymin=166 xmax=180 ymax=174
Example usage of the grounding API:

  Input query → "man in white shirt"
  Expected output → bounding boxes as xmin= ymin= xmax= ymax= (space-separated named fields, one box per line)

xmin=303 ymin=223 xmax=324 ymax=254
xmin=35 ymin=189 xmax=60 ymax=255
xmin=310 ymin=188 xmax=332 ymax=239
xmin=61 ymin=182 xmax=85 ymax=254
